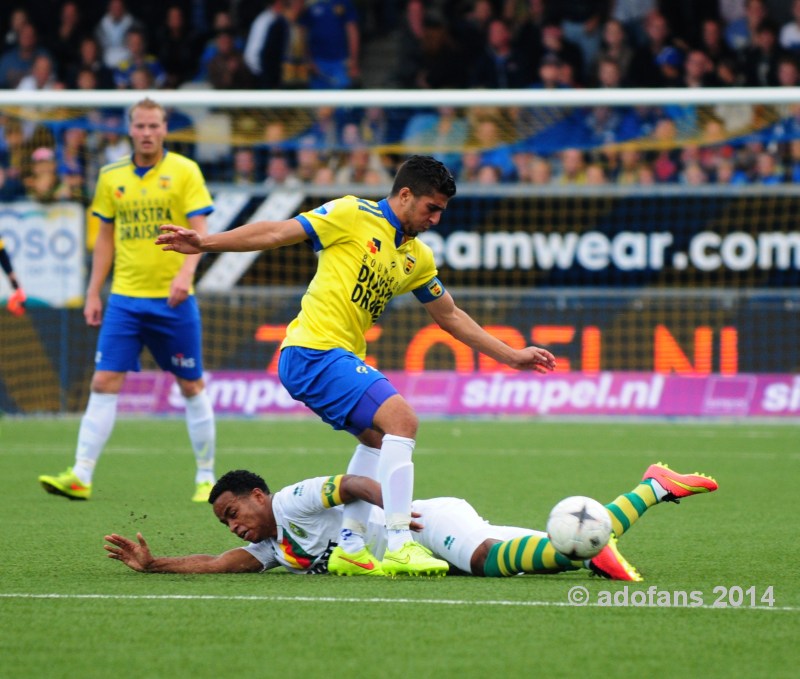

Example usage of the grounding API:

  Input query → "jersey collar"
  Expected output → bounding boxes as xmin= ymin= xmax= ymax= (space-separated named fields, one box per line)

xmin=378 ymin=198 xmax=407 ymax=248
xmin=132 ymin=149 xmax=168 ymax=178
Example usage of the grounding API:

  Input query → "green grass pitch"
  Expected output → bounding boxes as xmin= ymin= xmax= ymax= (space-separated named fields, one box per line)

xmin=1 ymin=417 xmax=798 ymax=678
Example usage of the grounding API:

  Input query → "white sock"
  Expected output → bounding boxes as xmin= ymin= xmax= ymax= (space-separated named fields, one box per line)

xmin=645 ymin=478 xmax=669 ymax=502
xmin=339 ymin=444 xmax=380 ymax=554
xmin=73 ymin=392 xmax=118 ymax=485
xmin=378 ymin=434 xmax=415 ymax=551
xmin=185 ymin=390 xmax=216 ymax=484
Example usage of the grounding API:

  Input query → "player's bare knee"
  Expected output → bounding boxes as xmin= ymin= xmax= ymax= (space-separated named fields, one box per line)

xmin=177 ymin=378 xmax=204 ymax=398
xmin=91 ymin=371 xmax=125 ymax=394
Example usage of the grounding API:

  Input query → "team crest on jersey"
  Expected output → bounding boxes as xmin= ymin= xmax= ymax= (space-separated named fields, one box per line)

xmin=115 ymin=186 xmax=125 ymax=198
xmin=288 ymin=522 xmax=308 ymax=538
xmin=159 ymin=176 xmax=171 ymax=190
xmin=367 ymin=238 xmax=381 ymax=254
xmin=403 ymin=254 xmax=417 ymax=274
xmin=426 ymin=279 xmax=444 ymax=298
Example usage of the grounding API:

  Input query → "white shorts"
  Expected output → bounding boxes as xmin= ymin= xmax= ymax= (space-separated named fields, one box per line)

xmin=410 ymin=497 xmax=546 ymax=574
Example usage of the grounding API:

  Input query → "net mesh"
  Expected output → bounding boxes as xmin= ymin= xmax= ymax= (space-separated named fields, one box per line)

xmin=1 ymin=94 xmax=799 ymax=413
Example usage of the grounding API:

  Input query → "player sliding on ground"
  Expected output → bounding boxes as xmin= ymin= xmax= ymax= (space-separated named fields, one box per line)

xmin=155 ymin=155 xmax=556 ymax=577
xmin=104 ymin=462 xmax=718 ymax=580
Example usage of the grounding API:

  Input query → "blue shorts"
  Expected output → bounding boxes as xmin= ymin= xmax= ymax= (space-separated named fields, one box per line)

xmin=278 ymin=346 xmax=397 ymax=435
xmin=95 ymin=294 xmax=204 ymax=380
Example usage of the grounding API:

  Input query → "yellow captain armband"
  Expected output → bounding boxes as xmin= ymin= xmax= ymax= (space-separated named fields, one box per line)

xmin=320 ymin=475 xmax=344 ymax=508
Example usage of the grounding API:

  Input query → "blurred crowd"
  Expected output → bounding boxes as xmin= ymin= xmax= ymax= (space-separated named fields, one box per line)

xmin=2 ymin=0 xmax=800 ymax=202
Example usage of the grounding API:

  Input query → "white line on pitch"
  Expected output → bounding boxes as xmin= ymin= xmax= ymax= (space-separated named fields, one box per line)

xmin=0 ymin=592 xmax=796 ymax=612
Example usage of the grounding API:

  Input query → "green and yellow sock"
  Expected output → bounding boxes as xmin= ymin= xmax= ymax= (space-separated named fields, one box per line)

xmin=605 ymin=480 xmax=659 ymax=538
xmin=483 ymin=535 xmax=581 ymax=577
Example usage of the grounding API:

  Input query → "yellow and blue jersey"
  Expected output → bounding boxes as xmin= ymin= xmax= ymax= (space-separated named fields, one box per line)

xmin=91 ymin=150 xmax=213 ymax=298
xmin=286 ymin=195 xmax=445 ymax=358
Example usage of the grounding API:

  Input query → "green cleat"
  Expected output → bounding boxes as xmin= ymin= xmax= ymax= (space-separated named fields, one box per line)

xmin=192 ymin=481 xmax=214 ymax=503
xmin=328 ymin=546 xmax=384 ymax=576
xmin=381 ymin=541 xmax=449 ymax=577
xmin=38 ymin=467 xmax=91 ymax=501
xmin=643 ymin=462 xmax=718 ymax=503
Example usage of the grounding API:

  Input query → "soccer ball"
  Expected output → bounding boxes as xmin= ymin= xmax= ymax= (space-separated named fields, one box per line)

xmin=546 ymin=495 xmax=612 ymax=559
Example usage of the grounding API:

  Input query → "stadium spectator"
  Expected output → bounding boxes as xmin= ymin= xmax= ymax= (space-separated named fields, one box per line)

xmin=207 ymin=29 xmax=255 ymax=89
xmin=629 ymin=11 xmax=675 ymax=87
xmin=401 ymin=106 xmax=468 ymax=176
xmin=779 ymin=0 xmax=800 ymax=52
xmin=650 ymin=118 xmax=681 ymax=182
xmin=50 ymin=1 xmax=85 ymax=81
xmin=0 ymin=22 xmax=50 ymax=89
xmin=555 ymin=147 xmax=587 ymax=184
xmin=470 ymin=18 xmax=527 ymax=88
xmin=114 ymin=28 xmax=166 ymax=89
xmin=654 ymin=46 xmax=685 ymax=87
xmin=615 ymin=148 xmax=644 ymax=185
xmin=95 ymin=0 xmax=139 ymax=69
xmin=451 ymin=0 xmax=496 ymax=78
xmin=509 ymin=0 xmax=546 ymax=76
xmin=155 ymin=154 xmax=556 ymax=576
xmin=585 ymin=161 xmax=608 ymax=184
xmin=719 ymin=0 xmax=747 ymax=26
xmin=194 ymin=10 xmax=245 ymax=82
xmin=595 ymin=55 xmax=623 ymax=88
xmin=741 ymin=20 xmax=783 ymax=86
xmin=65 ymin=36 xmax=114 ymax=89
xmin=98 ymin=114 xmax=132 ymax=165
xmin=468 ymin=115 xmax=516 ymax=181
xmin=16 ymin=54 xmax=60 ymax=90
xmin=682 ymin=49 xmax=718 ymax=87
xmin=390 ymin=0 xmax=425 ymax=87
xmin=2 ymin=7 xmax=31 ymax=51
xmin=594 ymin=19 xmax=633 ymax=85
xmin=609 ymin=0 xmax=656 ymax=47
xmin=0 ymin=161 xmax=24 ymax=201
xmin=680 ymin=161 xmax=709 ymax=185
xmin=231 ymin=147 xmax=260 ymax=184
xmin=243 ymin=0 xmax=290 ymax=89
xmin=753 ymin=149 xmax=784 ymax=183
xmin=713 ymin=156 xmax=737 ymax=183
xmin=156 ymin=5 xmax=201 ymax=89
xmin=38 ymin=97 xmax=218 ymax=504
xmin=334 ymin=146 xmax=390 ymax=184
xmin=298 ymin=0 xmax=360 ymax=89
xmin=526 ymin=154 xmax=553 ymax=184
xmin=263 ymin=151 xmax=301 ymax=189
xmin=555 ymin=0 xmax=607 ymax=83
xmin=282 ymin=0 xmax=310 ymax=88
xmin=394 ymin=12 xmax=468 ymax=89
xmin=101 ymin=462 xmax=718 ymax=578
xmin=23 ymin=146 xmax=69 ymax=203
xmin=291 ymin=137 xmax=324 ymax=183
xmin=538 ymin=19 xmax=584 ymax=84
xmin=725 ymin=0 xmax=768 ymax=53
xmin=696 ymin=18 xmax=736 ymax=69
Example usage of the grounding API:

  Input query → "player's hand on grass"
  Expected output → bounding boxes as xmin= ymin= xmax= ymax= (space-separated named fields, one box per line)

xmin=512 ymin=346 xmax=557 ymax=373
xmin=157 ymin=225 xmax=204 ymax=254
xmin=104 ymin=532 xmax=154 ymax=572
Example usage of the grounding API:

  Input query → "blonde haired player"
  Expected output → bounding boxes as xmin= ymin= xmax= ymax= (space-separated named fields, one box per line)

xmin=39 ymin=98 xmax=217 ymax=503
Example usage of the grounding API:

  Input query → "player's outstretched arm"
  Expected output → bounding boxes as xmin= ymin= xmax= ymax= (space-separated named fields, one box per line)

xmin=424 ymin=291 xmax=556 ymax=373
xmin=157 ymin=218 xmax=308 ymax=254
xmin=104 ymin=532 xmax=262 ymax=574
